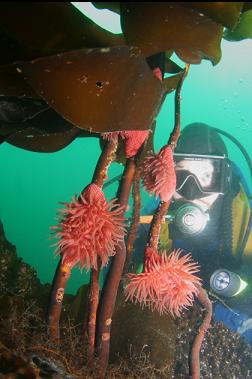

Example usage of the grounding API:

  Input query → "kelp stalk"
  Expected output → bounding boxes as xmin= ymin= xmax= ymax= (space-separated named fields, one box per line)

xmin=190 ymin=285 xmax=212 ymax=379
xmin=124 ymin=166 xmax=141 ymax=273
xmin=86 ymin=139 xmax=118 ymax=362
xmin=146 ymin=200 xmax=171 ymax=253
xmin=95 ymin=157 xmax=136 ymax=378
xmin=46 ymin=258 xmax=71 ymax=341
xmin=47 ymin=139 xmax=117 ymax=343
xmin=87 ymin=262 xmax=100 ymax=366
xmin=145 ymin=64 xmax=189 ymax=261
xmin=91 ymin=139 xmax=118 ymax=188
xmin=168 ymin=64 xmax=189 ymax=149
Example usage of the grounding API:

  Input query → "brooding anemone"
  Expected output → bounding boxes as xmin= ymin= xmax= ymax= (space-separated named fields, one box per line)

xmin=125 ymin=247 xmax=201 ymax=317
xmin=142 ymin=145 xmax=176 ymax=202
xmin=51 ymin=184 xmax=126 ymax=271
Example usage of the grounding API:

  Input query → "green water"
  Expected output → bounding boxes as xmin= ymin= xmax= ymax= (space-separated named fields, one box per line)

xmin=0 ymin=39 xmax=251 ymax=294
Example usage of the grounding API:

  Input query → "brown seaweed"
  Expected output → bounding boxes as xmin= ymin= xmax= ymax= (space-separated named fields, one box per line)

xmin=0 ymin=2 xmax=125 ymax=65
xmin=16 ymin=46 xmax=165 ymax=133
xmin=120 ymin=3 xmax=223 ymax=64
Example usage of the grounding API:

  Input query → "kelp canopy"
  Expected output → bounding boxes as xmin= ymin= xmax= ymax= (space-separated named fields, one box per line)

xmin=0 ymin=2 xmax=251 ymax=152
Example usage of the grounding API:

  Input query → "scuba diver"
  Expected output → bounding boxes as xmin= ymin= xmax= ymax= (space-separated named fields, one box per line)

xmin=134 ymin=122 xmax=252 ymax=348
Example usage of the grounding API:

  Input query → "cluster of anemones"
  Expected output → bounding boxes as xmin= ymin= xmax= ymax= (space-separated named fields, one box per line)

xmin=124 ymin=247 xmax=201 ymax=317
xmin=102 ymin=130 xmax=149 ymax=158
xmin=142 ymin=145 xmax=176 ymax=202
xmin=51 ymin=184 xmax=126 ymax=271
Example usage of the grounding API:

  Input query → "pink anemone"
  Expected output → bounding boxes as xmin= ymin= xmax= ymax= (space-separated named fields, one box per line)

xmin=125 ymin=247 xmax=201 ymax=317
xmin=142 ymin=145 xmax=176 ymax=202
xmin=102 ymin=130 xmax=149 ymax=158
xmin=51 ymin=184 xmax=126 ymax=271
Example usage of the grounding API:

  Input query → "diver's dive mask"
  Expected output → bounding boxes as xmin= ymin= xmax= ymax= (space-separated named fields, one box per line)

xmin=165 ymin=154 xmax=232 ymax=236
xmin=174 ymin=153 xmax=232 ymax=200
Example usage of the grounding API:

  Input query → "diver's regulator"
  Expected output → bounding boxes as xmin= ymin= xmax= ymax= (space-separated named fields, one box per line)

xmin=165 ymin=203 xmax=210 ymax=236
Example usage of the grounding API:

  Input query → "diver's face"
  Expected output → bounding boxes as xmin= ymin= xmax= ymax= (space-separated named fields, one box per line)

xmin=174 ymin=159 xmax=220 ymax=209
xmin=176 ymin=159 xmax=215 ymax=189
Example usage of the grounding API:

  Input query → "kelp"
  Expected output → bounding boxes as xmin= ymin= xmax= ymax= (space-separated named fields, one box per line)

xmin=120 ymin=2 xmax=224 ymax=65
xmin=178 ymin=2 xmax=244 ymax=30
xmin=0 ymin=97 xmax=47 ymax=124
xmin=1 ymin=53 xmax=183 ymax=151
xmin=92 ymin=2 xmax=247 ymax=30
xmin=3 ymin=109 xmax=82 ymax=153
xmin=224 ymin=9 xmax=252 ymax=41
xmin=6 ymin=125 xmax=80 ymax=153
xmin=0 ymin=65 xmax=38 ymax=98
xmin=0 ymin=2 xmax=124 ymax=65
xmin=0 ymin=2 xmax=251 ymax=153
xmin=16 ymin=46 xmax=165 ymax=133
xmin=93 ymin=2 xmax=252 ymax=50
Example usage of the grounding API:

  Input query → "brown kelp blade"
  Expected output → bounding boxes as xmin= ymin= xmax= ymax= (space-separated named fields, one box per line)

xmin=179 ymin=2 xmax=244 ymax=30
xmin=17 ymin=46 xmax=165 ymax=133
xmin=0 ymin=97 xmax=48 ymax=123
xmin=2 ymin=109 xmax=81 ymax=152
xmin=0 ymin=65 xmax=40 ymax=98
xmin=6 ymin=126 xmax=80 ymax=153
xmin=92 ymin=2 xmax=244 ymax=30
xmin=0 ymin=2 xmax=125 ymax=65
xmin=120 ymin=2 xmax=223 ymax=65
xmin=224 ymin=9 xmax=252 ymax=41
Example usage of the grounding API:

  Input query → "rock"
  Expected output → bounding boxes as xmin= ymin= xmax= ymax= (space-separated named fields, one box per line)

xmin=0 ymin=341 xmax=40 ymax=378
xmin=0 ymin=220 xmax=49 ymax=306
xmin=0 ymin=341 xmax=77 ymax=378
xmin=110 ymin=294 xmax=177 ymax=369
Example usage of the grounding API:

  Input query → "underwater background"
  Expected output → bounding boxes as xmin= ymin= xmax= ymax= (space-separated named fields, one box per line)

xmin=0 ymin=4 xmax=251 ymax=296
